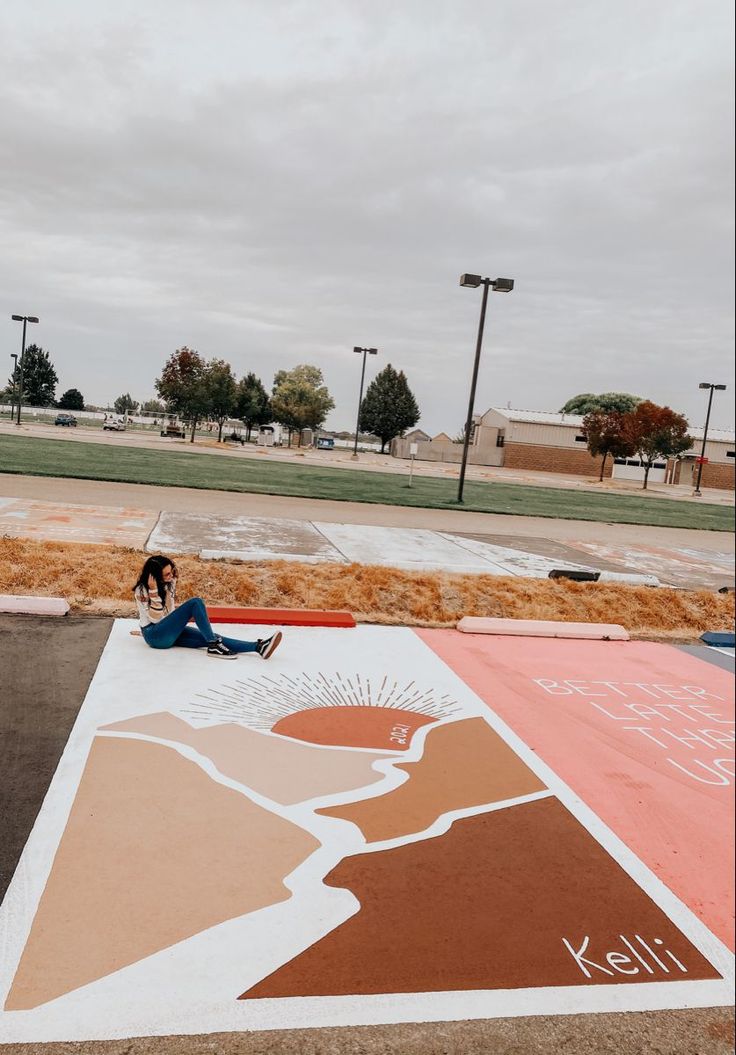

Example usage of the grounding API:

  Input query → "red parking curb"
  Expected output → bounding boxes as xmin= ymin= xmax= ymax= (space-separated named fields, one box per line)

xmin=206 ymin=606 xmax=356 ymax=628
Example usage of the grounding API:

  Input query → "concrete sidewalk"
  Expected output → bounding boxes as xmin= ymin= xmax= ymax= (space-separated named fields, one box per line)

xmin=1 ymin=480 xmax=733 ymax=589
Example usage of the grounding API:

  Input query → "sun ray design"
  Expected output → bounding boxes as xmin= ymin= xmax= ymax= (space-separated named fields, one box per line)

xmin=180 ymin=671 xmax=461 ymax=732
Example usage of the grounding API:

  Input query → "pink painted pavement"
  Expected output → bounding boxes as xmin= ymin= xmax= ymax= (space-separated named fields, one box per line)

xmin=417 ymin=631 xmax=735 ymax=951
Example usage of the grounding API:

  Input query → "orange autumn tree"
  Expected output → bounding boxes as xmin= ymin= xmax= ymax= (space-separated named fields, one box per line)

xmin=627 ymin=401 xmax=692 ymax=490
xmin=582 ymin=409 xmax=638 ymax=481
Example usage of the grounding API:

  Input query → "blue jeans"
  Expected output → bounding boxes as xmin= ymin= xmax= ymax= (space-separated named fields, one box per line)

xmin=141 ymin=597 xmax=258 ymax=653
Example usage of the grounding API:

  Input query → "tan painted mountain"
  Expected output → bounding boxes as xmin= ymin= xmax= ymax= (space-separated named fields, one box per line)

xmin=101 ymin=712 xmax=393 ymax=803
xmin=5 ymin=737 xmax=318 ymax=1010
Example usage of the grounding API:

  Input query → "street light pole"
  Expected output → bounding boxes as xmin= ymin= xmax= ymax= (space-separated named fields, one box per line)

xmin=692 ymin=382 xmax=727 ymax=496
xmin=457 ymin=275 xmax=514 ymax=503
xmin=9 ymin=353 xmax=18 ymax=421
xmin=352 ymin=346 xmax=377 ymax=459
xmin=11 ymin=314 xmax=40 ymax=426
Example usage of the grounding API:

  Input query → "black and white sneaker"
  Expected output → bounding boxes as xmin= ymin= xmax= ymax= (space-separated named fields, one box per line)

xmin=207 ymin=638 xmax=238 ymax=659
xmin=256 ymin=631 xmax=282 ymax=660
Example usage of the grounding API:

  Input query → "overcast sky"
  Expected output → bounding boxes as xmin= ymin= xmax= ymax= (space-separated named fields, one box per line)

xmin=1 ymin=0 xmax=733 ymax=434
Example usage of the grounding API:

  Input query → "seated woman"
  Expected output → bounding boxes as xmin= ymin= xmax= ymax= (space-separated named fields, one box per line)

xmin=133 ymin=555 xmax=282 ymax=661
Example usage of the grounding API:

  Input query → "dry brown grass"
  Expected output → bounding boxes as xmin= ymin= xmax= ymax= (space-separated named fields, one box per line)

xmin=1 ymin=537 xmax=732 ymax=640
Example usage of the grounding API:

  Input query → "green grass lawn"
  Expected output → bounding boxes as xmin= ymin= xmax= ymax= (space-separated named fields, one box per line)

xmin=0 ymin=433 xmax=732 ymax=531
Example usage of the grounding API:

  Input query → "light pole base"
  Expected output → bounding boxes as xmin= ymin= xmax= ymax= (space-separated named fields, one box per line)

xmin=691 ymin=490 xmax=702 ymax=498
xmin=351 ymin=453 xmax=359 ymax=460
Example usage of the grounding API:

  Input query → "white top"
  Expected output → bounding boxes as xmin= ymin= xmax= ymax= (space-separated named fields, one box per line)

xmin=134 ymin=582 xmax=177 ymax=628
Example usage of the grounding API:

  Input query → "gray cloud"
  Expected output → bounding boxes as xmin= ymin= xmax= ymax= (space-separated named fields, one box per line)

xmin=1 ymin=0 xmax=733 ymax=431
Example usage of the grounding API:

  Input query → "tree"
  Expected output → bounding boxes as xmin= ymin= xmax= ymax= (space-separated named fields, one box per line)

xmin=582 ymin=409 xmax=637 ymax=481
xmin=8 ymin=345 xmax=58 ymax=407
xmin=57 ymin=388 xmax=85 ymax=411
xmin=358 ymin=364 xmax=420 ymax=454
xmin=271 ymin=365 xmax=334 ymax=445
xmin=206 ymin=359 xmax=238 ymax=442
xmin=155 ymin=346 xmax=211 ymax=442
xmin=141 ymin=399 xmax=164 ymax=414
xmin=627 ymin=401 xmax=692 ymax=489
xmin=561 ymin=392 xmax=642 ymax=415
xmin=114 ymin=393 xmax=138 ymax=416
xmin=236 ymin=372 xmax=272 ymax=441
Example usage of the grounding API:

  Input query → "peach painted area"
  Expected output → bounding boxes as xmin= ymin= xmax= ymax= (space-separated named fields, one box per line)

xmin=272 ymin=706 xmax=436 ymax=750
xmin=0 ymin=500 xmax=155 ymax=547
xmin=5 ymin=736 xmax=318 ymax=1010
xmin=242 ymin=799 xmax=720 ymax=999
xmin=417 ymin=630 xmax=735 ymax=951
xmin=102 ymin=712 xmax=392 ymax=803
xmin=318 ymin=717 xmax=545 ymax=841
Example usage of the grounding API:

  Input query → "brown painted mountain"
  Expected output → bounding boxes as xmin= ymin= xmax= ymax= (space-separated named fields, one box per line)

xmin=241 ymin=798 xmax=720 ymax=998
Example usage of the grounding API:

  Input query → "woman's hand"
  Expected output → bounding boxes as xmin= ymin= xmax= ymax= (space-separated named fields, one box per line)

xmin=147 ymin=574 xmax=158 ymax=592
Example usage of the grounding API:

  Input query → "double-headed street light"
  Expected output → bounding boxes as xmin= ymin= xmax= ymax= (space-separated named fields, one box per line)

xmin=457 ymin=275 xmax=514 ymax=503
xmin=692 ymin=382 xmax=727 ymax=497
xmin=352 ymin=346 xmax=378 ymax=458
xmin=11 ymin=314 xmax=40 ymax=426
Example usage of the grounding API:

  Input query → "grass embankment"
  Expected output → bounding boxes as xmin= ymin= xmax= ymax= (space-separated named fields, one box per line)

xmin=2 ymin=538 xmax=732 ymax=640
xmin=0 ymin=434 xmax=733 ymax=530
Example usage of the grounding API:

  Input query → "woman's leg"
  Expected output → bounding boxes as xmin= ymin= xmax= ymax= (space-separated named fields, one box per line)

xmin=142 ymin=598 xmax=216 ymax=650
xmin=218 ymin=634 xmax=259 ymax=654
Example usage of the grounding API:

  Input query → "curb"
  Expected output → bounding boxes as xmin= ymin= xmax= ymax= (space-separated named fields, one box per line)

xmin=206 ymin=606 xmax=356 ymax=628
xmin=0 ymin=595 xmax=70 ymax=616
xmin=456 ymin=616 xmax=629 ymax=640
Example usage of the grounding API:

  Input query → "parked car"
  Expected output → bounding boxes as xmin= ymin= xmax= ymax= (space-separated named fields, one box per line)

xmin=54 ymin=413 xmax=77 ymax=426
xmin=103 ymin=418 xmax=126 ymax=431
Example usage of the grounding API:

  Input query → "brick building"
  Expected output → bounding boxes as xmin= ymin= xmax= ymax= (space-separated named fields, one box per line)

xmin=392 ymin=408 xmax=735 ymax=490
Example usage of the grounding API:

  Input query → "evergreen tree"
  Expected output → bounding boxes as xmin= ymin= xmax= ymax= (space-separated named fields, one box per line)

xmin=359 ymin=364 xmax=420 ymax=453
xmin=9 ymin=344 xmax=58 ymax=407
xmin=57 ymin=388 xmax=85 ymax=411
xmin=236 ymin=372 xmax=272 ymax=441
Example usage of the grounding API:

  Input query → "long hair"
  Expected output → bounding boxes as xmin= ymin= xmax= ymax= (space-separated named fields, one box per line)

xmin=133 ymin=555 xmax=178 ymax=600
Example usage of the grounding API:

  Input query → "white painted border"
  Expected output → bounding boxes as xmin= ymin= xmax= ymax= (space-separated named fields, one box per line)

xmin=0 ymin=623 xmax=732 ymax=1043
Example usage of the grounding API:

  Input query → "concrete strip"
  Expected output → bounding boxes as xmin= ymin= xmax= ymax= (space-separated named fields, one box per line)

xmin=438 ymin=532 xmax=597 ymax=578
xmin=457 ymin=617 xmax=629 ymax=640
xmin=0 ymin=595 xmax=70 ymax=616
xmin=674 ymin=645 xmax=736 ymax=672
xmin=0 ymin=499 xmax=157 ymax=548
xmin=596 ymin=571 xmax=661 ymax=586
xmin=574 ymin=541 xmax=735 ymax=592
xmin=313 ymin=523 xmax=511 ymax=573
xmin=148 ymin=512 xmax=344 ymax=561
xmin=200 ymin=549 xmax=347 ymax=565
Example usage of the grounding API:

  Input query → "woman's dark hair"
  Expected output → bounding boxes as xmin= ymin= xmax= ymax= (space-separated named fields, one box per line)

xmin=133 ymin=555 xmax=178 ymax=599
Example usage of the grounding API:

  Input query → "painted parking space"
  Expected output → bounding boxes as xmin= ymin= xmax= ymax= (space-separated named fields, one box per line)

xmin=0 ymin=499 xmax=156 ymax=548
xmin=573 ymin=541 xmax=735 ymax=591
xmin=0 ymin=624 xmax=732 ymax=1044
xmin=147 ymin=511 xmax=345 ymax=563
xmin=419 ymin=632 xmax=735 ymax=950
